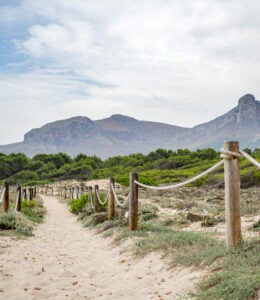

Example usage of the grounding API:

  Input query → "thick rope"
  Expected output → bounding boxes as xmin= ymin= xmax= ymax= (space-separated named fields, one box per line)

xmin=220 ymin=149 xmax=241 ymax=160
xmin=96 ymin=190 xmax=109 ymax=206
xmin=0 ymin=188 xmax=6 ymax=204
xmin=111 ymin=183 xmax=129 ymax=207
xmin=14 ymin=191 xmax=20 ymax=212
xmin=240 ymin=150 xmax=260 ymax=169
xmin=89 ymin=191 xmax=95 ymax=209
xmin=134 ymin=160 xmax=224 ymax=190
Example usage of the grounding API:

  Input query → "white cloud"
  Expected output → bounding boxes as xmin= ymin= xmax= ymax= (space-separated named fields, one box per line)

xmin=1 ymin=0 xmax=260 ymax=144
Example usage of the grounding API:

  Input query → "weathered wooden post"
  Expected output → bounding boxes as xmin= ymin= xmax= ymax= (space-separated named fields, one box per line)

xmin=71 ymin=187 xmax=74 ymax=200
xmin=3 ymin=181 xmax=9 ymax=213
xmin=108 ymin=177 xmax=115 ymax=220
xmin=76 ymin=186 xmax=79 ymax=199
xmin=23 ymin=188 xmax=27 ymax=200
xmin=94 ymin=185 xmax=99 ymax=212
xmin=29 ymin=188 xmax=33 ymax=201
xmin=88 ymin=186 xmax=92 ymax=209
xmin=26 ymin=188 xmax=29 ymax=202
xmin=64 ymin=187 xmax=67 ymax=198
xmin=16 ymin=186 xmax=22 ymax=212
xmin=223 ymin=141 xmax=242 ymax=251
xmin=129 ymin=172 xmax=138 ymax=230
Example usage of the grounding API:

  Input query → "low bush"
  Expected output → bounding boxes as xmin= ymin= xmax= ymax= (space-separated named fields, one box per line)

xmin=0 ymin=212 xmax=33 ymax=236
xmin=21 ymin=199 xmax=46 ymax=223
xmin=83 ymin=212 xmax=108 ymax=227
xmin=196 ymin=241 xmax=260 ymax=300
xmin=70 ymin=194 xmax=88 ymax=214
xmin=115 ymin=174 xmax=158 ymax=187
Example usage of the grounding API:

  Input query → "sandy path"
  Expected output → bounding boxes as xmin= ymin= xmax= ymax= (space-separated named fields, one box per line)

xmin=0 ymin=195 xmax=204 ymax=300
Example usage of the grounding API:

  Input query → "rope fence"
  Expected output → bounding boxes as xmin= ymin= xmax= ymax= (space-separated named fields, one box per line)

xmin=6 ymin=140 xmax=257 ymax=251
xmin=0 ymin=183 xmax=37 ymax=214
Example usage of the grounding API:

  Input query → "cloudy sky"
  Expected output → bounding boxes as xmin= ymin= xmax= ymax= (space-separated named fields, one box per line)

xmin=0 ymin=0 xmax=260 ymax=144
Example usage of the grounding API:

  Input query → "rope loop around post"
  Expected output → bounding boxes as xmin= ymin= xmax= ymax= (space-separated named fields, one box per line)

xmin=220 ymin=148 xmax=241 ymax=160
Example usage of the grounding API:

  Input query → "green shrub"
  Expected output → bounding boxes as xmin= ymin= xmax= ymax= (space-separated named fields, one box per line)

xmin=196 ymin=241 xmax=260 ymax=300
xmin=21 ymin=199 xmax=46 ymax=223
xmin=138 ymin=204 xmax=159 ymax=222
xmin=0 ymin=212 xmax=33 ymax=236
xmin=70 ymin=194 xmax=89 ymax=214
xmin=83 ymin=212 xmax=108 ymax=227
xmin=115 ymin=174 xmax=158 ymax=187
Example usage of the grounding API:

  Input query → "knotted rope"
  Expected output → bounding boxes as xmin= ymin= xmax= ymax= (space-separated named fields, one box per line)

xmin=220 ymin=149 xmax=241 ymax=160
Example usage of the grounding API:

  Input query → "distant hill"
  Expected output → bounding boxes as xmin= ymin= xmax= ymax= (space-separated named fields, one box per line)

xmin=0 ymin=94 xmax=259 ymax=158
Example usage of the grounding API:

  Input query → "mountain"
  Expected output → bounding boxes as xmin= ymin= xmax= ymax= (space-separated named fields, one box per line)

xmin=0 ymin=94 xmax=259 ymax=158
xmin=180 ymin=94 xmax=260 ymax=150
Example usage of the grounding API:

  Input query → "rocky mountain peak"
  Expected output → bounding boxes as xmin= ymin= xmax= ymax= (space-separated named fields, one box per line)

xmin=236 ymin=94 xmax=259 ymax=128
xmin=238 ymin=94 xmax=256 ymax=107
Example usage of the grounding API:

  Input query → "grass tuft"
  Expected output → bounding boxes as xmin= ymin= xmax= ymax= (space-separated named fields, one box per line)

xmin=196 ymin=240 xmax=260 ymax=300
xmin=0 ymin=212 xmax=33 ymax=236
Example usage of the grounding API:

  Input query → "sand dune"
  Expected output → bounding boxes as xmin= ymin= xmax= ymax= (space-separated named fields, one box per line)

xmin=0 ymin=195 xmax=204 ymax=299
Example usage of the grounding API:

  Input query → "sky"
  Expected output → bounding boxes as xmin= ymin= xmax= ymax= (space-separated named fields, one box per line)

xmin=0 ymin=0 xmax=260 ymax=144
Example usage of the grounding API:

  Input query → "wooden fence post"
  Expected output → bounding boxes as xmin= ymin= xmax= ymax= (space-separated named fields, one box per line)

xmin=27 ymin=188 xmax=29 ymax=202
xmin=3 ymin=181 xmax=9 ymax=213
xmin=108 ymin=177 xmax=115 ymax=220
xmin=129 ymin=172 xmax=138 ymax=230
xmin=88 ymin=186 xmax=92 ymax=209
xmin=16 ymin=186 xmax=22 ymax=212
xmin=223 ymin=141 xmax=242 ymax=251
xmin=23 ymin=188 xmax=26 ymax=200
xmin=29 ymin=188 xmax=33 ymax=201
xmin=94 ymin=185 xmax=99 ymax=212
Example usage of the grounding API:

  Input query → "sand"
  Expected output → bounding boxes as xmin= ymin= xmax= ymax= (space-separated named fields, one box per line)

xmin=0 ymin=195 xmax=205 ymax=300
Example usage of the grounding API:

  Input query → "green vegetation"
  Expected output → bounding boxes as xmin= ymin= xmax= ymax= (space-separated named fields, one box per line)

xmin=69 ymin=192 xmax=108 ymax=214
xmin=72 ymin=196 xmax=259 ymax=300
xmin=0 ymin=212 xmax=33 ymax=236
xmin=197 ymin=241 xmax=260 ymax=300
xmin=0 ymin=196 xmax=46 ymax=236
xmin=21 ymin=199 xmax=46 ymax=223
xmin=1 ymin=148 xmax=259 ymax=187
xmin=70 ymin=194 xmax=89 ymax=214
xmin=1 ymin=147 xmax=259 ymax=298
